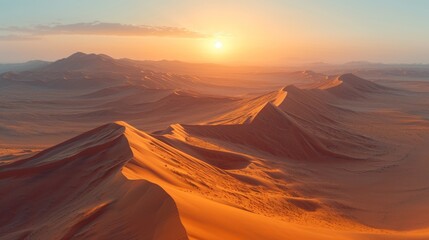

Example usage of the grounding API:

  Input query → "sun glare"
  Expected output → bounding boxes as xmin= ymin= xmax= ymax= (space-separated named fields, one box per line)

xmin=214 ymin=40 xmax=223 ymax=49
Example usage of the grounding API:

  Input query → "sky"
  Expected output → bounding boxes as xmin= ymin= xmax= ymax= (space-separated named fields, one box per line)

xmin=0 ymin=0 xmax=429 ymax=65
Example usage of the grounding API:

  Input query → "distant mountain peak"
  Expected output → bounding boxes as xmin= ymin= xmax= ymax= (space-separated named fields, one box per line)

xmin=40 ymin=52 xmax=127 ymax=72
xmin=68 ymin=51 xmax=87 ymax=58
xmin=66 ymin=52 xmax=113 ymax=61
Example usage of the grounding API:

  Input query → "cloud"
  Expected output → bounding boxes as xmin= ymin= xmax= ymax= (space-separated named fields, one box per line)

xmin=0 ymin=22 xmax=209 ymax=40
xmin=0 ymin=34 xmax=40 ymax=41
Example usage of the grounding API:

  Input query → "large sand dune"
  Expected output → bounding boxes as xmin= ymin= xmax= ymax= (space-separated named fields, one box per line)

xmin=0 ymin=122 xmax=188 ymax=240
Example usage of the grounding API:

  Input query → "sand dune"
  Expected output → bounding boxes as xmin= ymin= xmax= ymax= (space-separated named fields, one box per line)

xmin=165 ymin=102 xmax=351 ymax=161
xmin=0 ymin=122 xmax=188 ymax=240
xmin=324 ymin=73 xmax=392 ymax=99
xmin=179 ymin=77 xmax=384 ymax=161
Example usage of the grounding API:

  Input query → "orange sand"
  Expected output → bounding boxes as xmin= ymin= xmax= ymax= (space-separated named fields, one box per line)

xmin=2 ymin=53 xmax=429 ymax=239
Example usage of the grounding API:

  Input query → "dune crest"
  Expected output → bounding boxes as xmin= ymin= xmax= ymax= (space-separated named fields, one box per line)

xmin=323 ymin=73 xmax=392 ymax=98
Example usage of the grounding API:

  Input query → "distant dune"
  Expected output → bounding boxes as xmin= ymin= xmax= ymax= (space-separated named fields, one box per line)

xmin=0 ymin=60 xmax=50 ymax=74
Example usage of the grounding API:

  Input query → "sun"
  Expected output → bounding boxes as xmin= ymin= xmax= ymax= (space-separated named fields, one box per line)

xmin=214 ymin=40 xmax=223 ymax=49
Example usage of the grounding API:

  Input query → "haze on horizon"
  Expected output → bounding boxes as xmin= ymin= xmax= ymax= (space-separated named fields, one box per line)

xmin=1 ymin=0 xmax=429 ymax=65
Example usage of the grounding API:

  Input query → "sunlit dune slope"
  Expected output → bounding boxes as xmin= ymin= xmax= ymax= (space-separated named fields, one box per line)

xmin=0 ymin=122 xmax=188 ymax=240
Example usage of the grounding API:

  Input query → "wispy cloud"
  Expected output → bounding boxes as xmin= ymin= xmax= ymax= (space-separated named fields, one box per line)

xmin=0 ymin=34 xmax=40 ymax=41
xmin=0 ymin=22 xmax=209 ymax=41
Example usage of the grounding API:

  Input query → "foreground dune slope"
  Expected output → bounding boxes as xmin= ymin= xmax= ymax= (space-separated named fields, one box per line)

xmin=0 ymin=123 xmax=188 ymax=240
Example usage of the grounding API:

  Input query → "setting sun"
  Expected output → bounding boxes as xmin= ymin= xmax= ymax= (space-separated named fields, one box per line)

xmin=214 ymin=40 xmax=223 ymax=49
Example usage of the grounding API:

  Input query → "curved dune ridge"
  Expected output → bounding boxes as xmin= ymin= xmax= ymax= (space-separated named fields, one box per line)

xmin=0 ymin=122 xmax=188 ymax=240
xmin=167 ymin=102 xmax=352 ymax=161
xmin=325 ymin=73 xmax=392 ymax=98
xmin=176 ymin=74 xmax=387 ymax=161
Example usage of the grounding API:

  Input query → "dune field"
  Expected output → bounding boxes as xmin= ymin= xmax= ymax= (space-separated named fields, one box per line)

xmin=1 ymin=52 xmax=429 ymax=239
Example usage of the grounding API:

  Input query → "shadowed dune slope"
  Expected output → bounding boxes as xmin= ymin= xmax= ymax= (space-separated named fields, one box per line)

xmin=170 ymin=102 xmax=351 ymax=161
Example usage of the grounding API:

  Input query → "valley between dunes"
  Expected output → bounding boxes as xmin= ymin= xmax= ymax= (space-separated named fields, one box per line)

xmin=2 ymin=53 xmax=429 ymax=240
